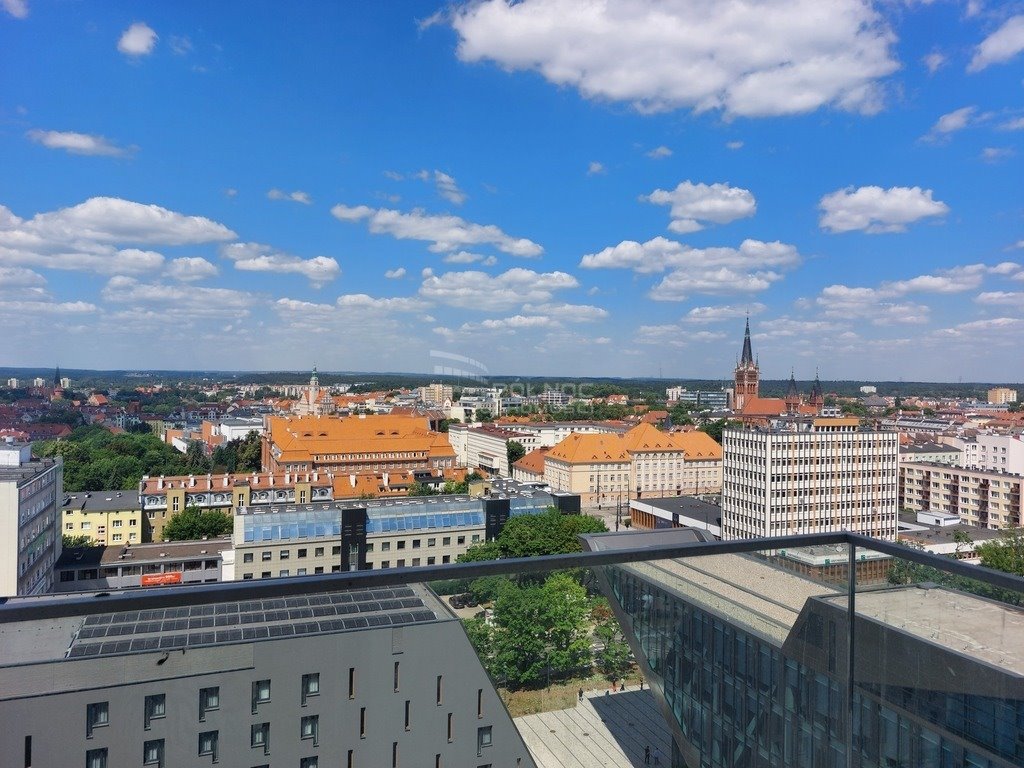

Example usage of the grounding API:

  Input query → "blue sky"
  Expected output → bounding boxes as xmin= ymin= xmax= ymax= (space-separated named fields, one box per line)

xmin=1 ymin=1 xmax=1023 ymax=382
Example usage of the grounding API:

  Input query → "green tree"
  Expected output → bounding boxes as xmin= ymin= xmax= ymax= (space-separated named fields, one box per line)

xmin=475 ymin=408 xmax=493 ymax=423
xmin=494 ymin=509 xmax=607 ymax=559
xmin=407 ymin=482 xmax=438 ymax=497
xmin=62 ymin=534 xmax=95 ymax=548
xmin=976 ymin=529 xmax=1024 ymax=576
xmin=592 ymin=598 xmax=633 ymax=680
xmin=506 ymin=440 xmax=526 ymax=468
xmin=698 ymin=418 xmax=736 ymax=444
xmin=211 ymin=430 xmax=262 ymax=473
xmin=163 ymin=507 xmax=233 ymax=541
xmin=184 ymin=441 xmax=212 ymax=474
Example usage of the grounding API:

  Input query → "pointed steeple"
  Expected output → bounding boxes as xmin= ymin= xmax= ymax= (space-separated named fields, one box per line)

xmin=739 ymin=316 xmax=754 ymax=367
xmin=811 ymin=368 xmax=823 ymax=405
xmin=310 ymin=365 xmax=319 ymax=387
xmin=786 ymin=369 xmax=799 ymax=399
xmin=54 ymin=365 xmax=61 ymax=387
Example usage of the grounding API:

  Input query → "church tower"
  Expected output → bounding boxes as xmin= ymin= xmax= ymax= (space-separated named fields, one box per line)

xmin=785 ymin=369 xmax=800 ymax=414
xmin=810 ymin=369 xmax=824 ymax=409
xmin=733 ymin=317 xmax=759 ymax=411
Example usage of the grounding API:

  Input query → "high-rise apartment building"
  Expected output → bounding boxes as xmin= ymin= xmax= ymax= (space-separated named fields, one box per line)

xmin=721 ymin=418 xmax=899 ymax=540
xmin=900 ymin=462 xmax=1022 ymax=529
xmin=0 ymin=442 xmax=63 ymax=596
xmin=987 ymin=387 xmax=1018 ymax=405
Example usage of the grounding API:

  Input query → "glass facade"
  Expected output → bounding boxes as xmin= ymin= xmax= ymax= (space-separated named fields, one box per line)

xmin=602 ymin=556 xmax=1024 ymax=768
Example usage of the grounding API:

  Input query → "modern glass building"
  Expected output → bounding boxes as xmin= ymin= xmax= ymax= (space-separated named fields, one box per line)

xmin=584 ymin=529 xmax=1024 ymax=768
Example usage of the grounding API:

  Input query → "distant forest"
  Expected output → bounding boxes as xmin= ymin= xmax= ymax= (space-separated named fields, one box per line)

xmin=1 ymin=367 xmax=1017 ymax=401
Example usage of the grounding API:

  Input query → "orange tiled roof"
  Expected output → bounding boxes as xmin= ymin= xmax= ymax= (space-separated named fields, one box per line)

xmin=513 ymin=447 xmax=548 ymax=475
xmin=547 ymin=423 xmax=723 ymax=465
xmin=546 ymin=433 xmax=631 ymax=464
xmin=740 ymin=397 xmax=788 ymax=417
xmin=267 ymin=414 xmax=455 ymax=463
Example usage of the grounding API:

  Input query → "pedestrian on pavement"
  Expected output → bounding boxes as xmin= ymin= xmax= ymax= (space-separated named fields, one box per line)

xmin=653 ymin=746 xmax=661 ymax=766
xmin=639 ymin=678 xmax=645 ymax=691
xmin=619 ymin=681 xmax=625 ymax=692
xmin=578 ymin=687 xmax=584 ymax=703
xmin=644 ymin=745 xmax=651 ymax=765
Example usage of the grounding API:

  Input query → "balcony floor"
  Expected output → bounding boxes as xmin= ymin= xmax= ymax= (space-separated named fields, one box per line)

xmin=515 ymin=688 xmax=672 ymax=768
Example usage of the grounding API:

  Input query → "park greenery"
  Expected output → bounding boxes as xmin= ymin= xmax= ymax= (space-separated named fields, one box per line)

xmin=163 ymin=507 xmax=234 ymax=541
xmin=449 ymin=509 xmax=630 ymax=690
xmin=35 ymin=425 xmax=192 ymax=491
xmin=210 ymin=430 xmax=262 ymax=473
xmin=406 ymin=471 xmax=485 ymax=497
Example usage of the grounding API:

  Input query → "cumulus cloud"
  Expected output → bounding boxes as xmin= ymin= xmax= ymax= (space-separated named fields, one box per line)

xmin=451 ymin=0 xmax=898 ymax=118
xmin=2 ymin=0 xmax=29 ymax=19
xmin=646 ymin=146 xmax=672 ymax=159
xmin=331 ymin=204 xmax=543 ymax=257
xmin=431 ymin=171 xmax=467 ymax=205
xmin=457 ymin=315 xmax=559 ymax=334
xmin=384 ymin=267 xmax=406 ymax=279
xmin=587 ymin=161 xmax=606 ymax=175
xmin=26 ymin=129 xmax=131 ymax=157
xmin=520 ymin=302 xmax=609 ymax=322
xmin=818 ymin=186 xmax=949 ymax=234
xmin=166 ymin=257 xmax=218 ymax=282
xmin=968 ymin=15 xmax=1024 ymax=72
xmin=102 ymin=276 xmax=251 ymax=316
xmin=219 ymin=242 xmax=340 ymax=286
xmin=725 ymin=141 xmax=744 ymax=150
xmin=118 ymin=22 xmax=158 ymax=56
xmin=0 ymin=197 xmax=234 ymax=274
xmin=923 ymin=106 xmax=980 ymax=142
xmin=975 ymin=291 xmax=1024 ymax=307
xmin=635 ymin=324 xmax=725 ymax=348
xmin=643 ymin=181 xmax=756 ymax=233
xmin=999 ymin=116 xmax=1024 ymax=131
xmin=683 ymin=303 xmax=766 ymax=323
xmin=336 ymin=294 xmax=428 ymax=312
xmin=922 ymin=51 xmax=945 ymax=74
xmin=0 ymin=266 xmax=45 ymax=289
xmin=981 ymin=147 xmax=1014 ymax=163
xmin=267 ymin=189 xmax=313 ymax=205
xmin=443 ymin=251 xmax=497 ymax=266
xmin=419 ymin=267 xmax=578 ymax=310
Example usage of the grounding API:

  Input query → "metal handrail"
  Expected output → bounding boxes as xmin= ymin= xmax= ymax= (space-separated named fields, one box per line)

xmin=1 ymin=531 xmax=1021 ymax=623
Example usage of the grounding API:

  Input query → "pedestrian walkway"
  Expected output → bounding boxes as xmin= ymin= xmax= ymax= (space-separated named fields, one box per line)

xmin=514 ymin=688 xmax=673 ymax=768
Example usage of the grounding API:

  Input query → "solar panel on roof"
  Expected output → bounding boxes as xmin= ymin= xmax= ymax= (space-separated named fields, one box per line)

xmin=68 ymin=646 xmax=89 ymax=658
xmin=239 ymin=613 xmax=262 ymax=624
xmin=216 ymin=629 xmax=243 ymax=643
xmin=331 ymin=593 xmax=353 ymax=603
xmin=215 ymin=604 xmax=238 ymax=615
xmin=268 ymin=625 xmax=294 ymax=638
xmin=400 ymin=598 xmax=423 ymax=609
xmin=187 ymin=617 xmax=215 ymax=630
xmin=411 ymin=610 xmax=436 ymax=622
xmin=187 ymin=632 xmax=216 ymax=646
xmin=136 ymin=621 xmax=161 ymax=634
xmin=214 ymin=615 xmax=236 ymax=627
xmin=285 ymin=597 xmax=310 ymax=608
xmin=357 ymin=601 xmax=382 ymax=613
xmin=390 ymin=613 xmax=413 ymax=625
xmin=310 ymin=605 xmax=336 ymax=617
xmin=336 ymin=604 xmax=357 ymax=615
xmin=130 ymin=638 xmax=160 ymax=652
xmin=78 ymin=626 xmax=106 ymax=639
xmin=138 ymin=609 xmax=164 ymax=621
xmin=343 ymin=617 xmax=369 ymax=629
xmin=159 ymin=634 xmax=188 ymax=649
xmin=262 ymin=599 xmax=286 ymax=610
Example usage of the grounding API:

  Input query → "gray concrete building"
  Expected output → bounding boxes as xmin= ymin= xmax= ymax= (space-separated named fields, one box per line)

xmin=0 ymin=584 xmax=535 ymax=768
xmin=0 ymin=441 xmax=62 ymax=596
xmin=54 ymin=538 xmax=232 ymax=592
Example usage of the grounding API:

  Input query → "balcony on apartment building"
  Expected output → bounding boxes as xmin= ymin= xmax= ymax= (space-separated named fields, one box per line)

xmin=1 ymin=531 xmax=1022 ymax=768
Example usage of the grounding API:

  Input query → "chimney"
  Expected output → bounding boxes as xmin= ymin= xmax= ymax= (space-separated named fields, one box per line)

xmin=157 ymin=477 xmax=164 ymax=490
xmin=189 ymin=475 xmax=196 ymax=487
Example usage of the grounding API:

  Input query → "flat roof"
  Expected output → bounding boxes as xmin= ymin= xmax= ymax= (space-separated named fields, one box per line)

xmin=0 ymin=455 xmax=58 ymax=484
xmin=0 ymin=584 xmax=447 ymax=667
xmin=56 ymin=538 xmax=233 ymax=570
xmin=630 ymin=495 xmax=721 ymax=526
xmin=62 ymin=490 xmax=141 ymax=512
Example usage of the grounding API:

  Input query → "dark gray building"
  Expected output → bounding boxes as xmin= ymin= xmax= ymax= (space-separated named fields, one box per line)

xmin=0 ymin=584 xmax=535 ymax=768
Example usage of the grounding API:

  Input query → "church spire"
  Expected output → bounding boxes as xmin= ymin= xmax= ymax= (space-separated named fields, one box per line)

xmin=54 ymin=365 xmax=61 ymax=387
xmin=739 ymin=316 xmax=754 ymax=367
xmin=310 ymin=365 xmax=319 ymax=387
xmin=786 ymin=369 xmax=798 ymax=399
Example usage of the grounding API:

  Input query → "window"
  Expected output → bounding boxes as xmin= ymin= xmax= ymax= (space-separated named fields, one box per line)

xmin=359 ymin=707 xmax=367 ymax=738
xmin=261 ymin=551 xmax=271 ymax=561
xmin=436 ymin=675 xmax=443 ymax=705
xmin=381 ymin=560 xmax=390 ymax=569
xmin=411 ymin=558 xmax=420 ymax=566
xmin=393 ymin=661 xmax=400 ymax=691
xmin=252 ymin=680 xmax=271 ymax=713
xmin=477 ymin=726 xmax=493 ymax=755
xmin=348 ymin=667 xmax=356 ymax=699
xmin=447 ymin=713 xmax=454 ymax=742
xmin=381 ymin=542 xmax=391 ymax=552
xmin=302 ymin=673 xmax=320 ymax=705
xmin=279 ymin=569 xmax=289 ymax=577
xmin=143 ymin=739 xmax=164 ymax=767
xmin=397 ymin=559 xmax=405 ymax=568
xmin=85 ymin=748 xmax=107 ymax=768
xmin=457 ymin=536 xmax=465 ymax=545
xmin=199 ymin=687 xmax=219 ymax=720
xmin=412 ymin=539 xmax=421 ymax=549
xmin=250 ymin=723 xmax=270 ymax=754
xmin=300 ymin=758 xmax=318 ymax=768
xmin=198 ymin=731 xmax=218 ymax=762
xmin=279 ymin=549 xmax=290 ymax=560
xmin=397 ymin=540 xmax=406 ymax=550
xmin=112 ymin=519 xmax=122 ymax=528
xmin=86 ymin=702 xmax=109 ymax=738
xmin=297 ymin=548 xmax=307 ymax=558
xmin=392 ymin=741 xmax=399 ymax=768
xmin=442 ymin=555 xmax=450 ymax=564
xmin=427 ymin=557 xmax=435 ymax=565
xmin=477 ymin=688 xmax=483 ymax=718
xmin=301 ymin=714 xmax=319 ymax=745
xmin=243 ymin=553 xmax=254 ymax=563
xmin=404 ymin=700 xmax=411 ymax=730
xmin=314 ymin=546 xmax=324 ymax=557
xmin=144 ymin=694 xmax=166 ymax=729
xmin=443 ymin=536 xmax=451 ymax=546
xmin=332 ymin=546 xmax=341 ymax=556
xmin=427 ymin=537 xmax=436 ymax=547
xmin=261 ymin=571 xmax=271 ymax=579
xmin=314 ymin=566 xmax=324 ymax=574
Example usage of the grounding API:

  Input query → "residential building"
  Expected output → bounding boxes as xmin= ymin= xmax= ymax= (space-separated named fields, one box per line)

xmin=859 ymin=385 xmax=877 ymax=394
xmin=900 ymin=461 xmax=1023 ymax=529
xmin=231 ymin=487 xmax=579 ymax=580
xmin=418 ymin=382 xmax=453 ymax=406
xmin=536 ymin=389 xmax=571 ymax=408
xmin=988 ymin=387 xmax=1018 ymax=405
xmin=665 ymin=387 xmax=729 ymax=410
xmin=543 ymin=423 xmax=723 ymax=505
xmin=584 ymin=528 xmax=1024 ymax=768
xmin=62 ymin=490 xmax=144 ymax=545
xmin=262 ymin=414 xmax=456 ymax=475
xmin=897 ymin=510 xmax=1003 ymax=562
xmin=721 ymin=418 xmax=899 ymax=540
xmin=511 ymin=447 xmax=548 ymax=484
xmin=497 ymin=420 xmax=629 ymax=454
xmin=5 ymin=378 xmax=18 ymax=389
xmin=960 ymin=433 xmax=1024 ymax=475
xmin=899 ymin=441 xmax=961 ymax=465
xmin=448 ymin=423 xmax=522 ymax=475
xmin=0 ymin=583 xmax=535 ymax=768
xmin=0 ymin=442 xmax=62 ymax=596
xmin=54 ymin=537 xmax=231 ymax=592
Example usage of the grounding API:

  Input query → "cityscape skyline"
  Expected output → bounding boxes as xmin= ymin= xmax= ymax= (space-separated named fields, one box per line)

xmin=2 ymin=2 xmax=1023 ymax=379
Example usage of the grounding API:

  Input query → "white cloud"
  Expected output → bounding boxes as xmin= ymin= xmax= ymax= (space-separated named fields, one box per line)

xmin=968 ymin=15 xmax=1024 ymax=72
xmin=2 ymin=0 xmax=28 ymax=19
xmin=0 ymin=299 xmax=97 ymax=314
xmin=169 ymin=35 xmax=192 ymax=55
xmin=922 ymin=51 xmax=945 ymax=74
xmin=646 ymin=146 xmax=672 ymax=159
xmin=587 ymin=161 xmax=606 ymax=176
xmin=267 ymin=189 xmax=312 ymax=205
xmin=683 ymin=303 xmax=766 ymax=323
xmin=384 ymin=267 xmax=407 ymax=279
xmin=457 ymin=315 xmax=559 ymax=334
xmin=923 ymin=106 xmax=978 ymax=141
xmin=26 ymin=129 xmax=130 ymax=157
xmin=935 ymin=317 xmax=1023 ymax=337
xmin=432 ymin=171 xmax=467 ymax=205
xmin=102 ymin=276 xmax=252 ymax=314
xmin=220 ymin=242 xmax=340 ymax=286
xmin=635 ymin=324 xmax=725 ymax=347
xmin=442 ymin=250 xmax=497 ymax=266
xmin=725 ymin=141 xmax=744 ymax=150
xmin=0 ymin=197 xmax=234 ymax=274
xmin=818 ymin=186 xmax=949 ymax=233
xmin=336 ymin=294 xmax=428 ymax=312
xmin=166 ymin=257 xmax=218 ymax=282
xmin=224 ymin=188 xmax=238 ymax=198
xmin=419 ymin=267 xmax=578 ymax=310
xmin=118 ymin=22 xmax=158 ymax=56
xmin=451 ymin=0 xmax=898 ymax=118
xmin=331 ymin=204 xmax=543 ymax=257
xmin=581 ymin=236 xmax=800 ymax=275
xmin=643 ymin=181 xmax=756 ymax=233
xmin=999 ymin=116 xmax=1024 ymax=131
xmin=981 ymin=147 xmax=1015 ymax=163
xmin=520 ymin=302 xmax=609 ymax=322
xmin=0 ymin=266 xmax=45 ymax=288
xmin=975 ymin=291 xmax=1024 ymax=307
